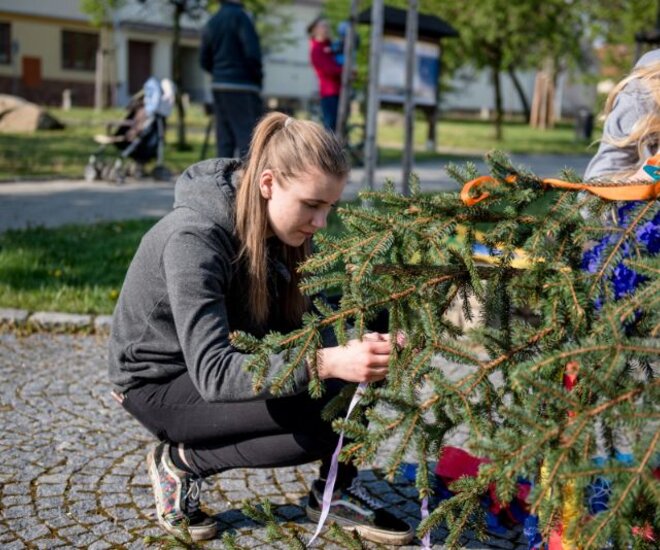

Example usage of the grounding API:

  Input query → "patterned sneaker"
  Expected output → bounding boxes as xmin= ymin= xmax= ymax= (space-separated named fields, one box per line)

xmin=146 ymin=442 xmax=217 ymax=541
xmin=306 ymin=477 xmax=414 ymax=545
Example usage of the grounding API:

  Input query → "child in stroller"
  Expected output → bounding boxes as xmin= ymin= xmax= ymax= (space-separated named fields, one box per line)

xmin=85 ymin=77 xmax=175 ymax=183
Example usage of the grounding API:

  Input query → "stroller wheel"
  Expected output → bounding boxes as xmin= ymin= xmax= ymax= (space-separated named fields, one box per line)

xmin=109 ymin=158 xmax=126 ymax=184
xmin=84 ymin=161 xmax=99 ymax=182
xmin=151 ymin=164 xmax=172 ymax=182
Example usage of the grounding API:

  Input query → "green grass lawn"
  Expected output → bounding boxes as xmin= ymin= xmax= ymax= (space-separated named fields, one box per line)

xmin=0 ymin=219 xmax=158 ymax=314
xmin=0 ymin=207 xmax=349 ymax=315
xmin=0 ymin=106 xmax=600 ymax=314
xmin=0 ymin=105 xmax=210 ymax=180
xmin=0 ymin=190 xmax=559 ymax=315
xmin=0 ymin=106 xmax=601 ymax=180
xmin=378 ymin=117 xmax=600 ymax=156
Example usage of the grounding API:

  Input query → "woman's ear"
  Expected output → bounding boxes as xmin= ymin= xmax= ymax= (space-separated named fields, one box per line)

xmin=259 ymin=169 xmax=274 ymax=200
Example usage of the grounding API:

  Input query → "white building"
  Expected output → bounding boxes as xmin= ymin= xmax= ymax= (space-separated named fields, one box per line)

xmin=0 ymin=0 xmax=324 ymax=108
xmin=0 ymin=0 xmax=594 ymax=117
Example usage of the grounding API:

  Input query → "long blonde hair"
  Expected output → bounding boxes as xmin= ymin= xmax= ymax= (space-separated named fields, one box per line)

xmin=235 ymin=112 xmax=349 ymax=326
xmin=602 ymin=60 xmax=660 ymax=176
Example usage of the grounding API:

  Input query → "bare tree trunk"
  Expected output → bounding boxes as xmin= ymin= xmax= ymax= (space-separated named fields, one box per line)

xmin=94 ymin=49 xmax=104 ymax=112
xmin=507 ymin=66 xmax=530 ymax=123
xmin=492 ymin=66 xmax=503 ymax=141
xmin=172 ymin=4 xmax=188 ymax=150
xmin=402 ymin=0 xmax=418 ymax=196
xmin=530 ymin=60 xmax=555 ymax=129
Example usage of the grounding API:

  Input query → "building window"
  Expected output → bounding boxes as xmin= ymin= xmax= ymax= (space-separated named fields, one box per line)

xmin=0 ymin=22 xmax=10 ymax=65
xmin=62 ymin=30 xmax=98 ymax=71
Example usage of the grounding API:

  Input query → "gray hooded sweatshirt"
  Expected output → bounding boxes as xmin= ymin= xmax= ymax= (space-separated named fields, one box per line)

xmin=584 ymin=48 xmax=660 ymax=180
xmin=108 ymin=158 xmax=312 ymax=402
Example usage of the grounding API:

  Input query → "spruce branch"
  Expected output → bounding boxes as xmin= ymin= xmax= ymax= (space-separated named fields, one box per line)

xmin=236 ymin=152 xmax=657 ymax=547
xmin=588 ymin=200 xmax=656 ymax=298
xmin=240 ymin=499 xmax=307 ymax=549
xmin=583 ymin=430 xmax=660 ymax=549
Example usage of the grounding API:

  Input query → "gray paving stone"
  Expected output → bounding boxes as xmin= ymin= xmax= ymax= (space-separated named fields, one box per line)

xmin=120 ymin=518 xmax=152 ymax=531
xmin=21 ymin=523 xmax=52 ymax=541
xmin=38 ymin=474 xmax=70 ymax=484
xmin=28 ymin=312 xmax=93 ymax=331
xmin=2 ymin=540 xmax=27 ymax=550
xmin=274 ymin=504 xmax=305 ymax=521
xmin=93 ymin=315 xmax=113 ymax=333
xmin=2 ymin=495 xmax=31 ymax=506
xmin=99 ymin=493 xmax=132 ymax=507
xmin=106 ymin=505 xmax=139 ymax=520
xmin=42 ymin=515 xmax=75 ymax=529
xmin=278 ymin=481 xmax=307 ymax=495
xmin=0 ymin=308 xmax=29 ymax=325
xmin=31 ymin=537 xmax=68 ymax=549
xmin=104 ymin=530 xmax=134 ymax=544
xmin=0 ymin=531 xmax=16 ymax=542
xmin=35 ymin=484 xmax=66 ymax=498
xmin=57 ymin=524 xmax=88 ymax=539
xmin=87 ymin=540 xmax=112 ymax=550
xmin=37 ymin=508 xmax=64 ymax=520
xmin=70 ymin=532 xmax=103 ymax=547
xmin=75 ymin=512 xmax=106 ymax=524
xmin=0 ymin=332 xmax=533 ymax=549
xmin=35 ymin=496 xmax=65 ymax=509
xmin=2 ymin=505 xmax=32 ymax=519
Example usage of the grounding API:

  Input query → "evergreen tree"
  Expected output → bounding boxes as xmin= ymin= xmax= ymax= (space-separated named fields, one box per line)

xmin=233 ymin=152 xmax=659 ymax=548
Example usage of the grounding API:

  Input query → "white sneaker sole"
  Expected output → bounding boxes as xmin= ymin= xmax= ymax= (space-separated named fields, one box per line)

xmin=146 ymin=445 xmax=217 ymax=542
xmin=306 ymin=504 xmax=414 ymax=546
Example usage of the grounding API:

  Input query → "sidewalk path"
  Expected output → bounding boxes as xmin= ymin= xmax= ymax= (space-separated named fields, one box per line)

xmin=0 ymin=332 xmax=528 ymax=549
xmin=0 ymin=154 xmax=591 ymax=232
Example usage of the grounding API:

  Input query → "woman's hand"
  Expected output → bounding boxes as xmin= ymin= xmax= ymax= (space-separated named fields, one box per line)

xmin=315 ymin=333 xmax=392 ymax=383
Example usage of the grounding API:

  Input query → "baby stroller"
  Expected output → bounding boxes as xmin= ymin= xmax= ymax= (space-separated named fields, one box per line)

xmin=84 ymin=77 xmax=175 ymax=183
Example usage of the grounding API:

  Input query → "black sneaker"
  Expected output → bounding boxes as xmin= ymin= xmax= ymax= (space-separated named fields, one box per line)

xmin=306 ymin=477 xmax=414 ymax=545
xmin=146 ymin=442 xmax=217 ymax=541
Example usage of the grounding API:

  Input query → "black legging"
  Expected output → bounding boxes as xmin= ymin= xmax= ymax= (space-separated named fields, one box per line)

xmin=122 ymin=372 xmax=357 ymax=482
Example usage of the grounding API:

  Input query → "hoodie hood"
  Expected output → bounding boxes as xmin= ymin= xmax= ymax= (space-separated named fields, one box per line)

xmin=173 ymin=158 xmax=242 ymax=232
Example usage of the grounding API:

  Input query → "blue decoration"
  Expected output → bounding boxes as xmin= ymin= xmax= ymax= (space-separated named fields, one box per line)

xmin=523 ymin=514 xmax=544 ymax=550
xmin=581 ymin=203 xmax=659 ymax=303
xmin=580 ymin=199 xmax=658 ymax=523
xmin=586 ymin=476 xmax=612 ymax=514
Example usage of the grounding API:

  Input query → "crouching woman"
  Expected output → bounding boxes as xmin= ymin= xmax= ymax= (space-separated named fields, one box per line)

xmin=108 ymin=112 xmax=413 ymax=545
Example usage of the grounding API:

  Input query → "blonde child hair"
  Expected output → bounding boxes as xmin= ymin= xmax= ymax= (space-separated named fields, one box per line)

xmin=600 ymin=60 xmax=660 ymax=178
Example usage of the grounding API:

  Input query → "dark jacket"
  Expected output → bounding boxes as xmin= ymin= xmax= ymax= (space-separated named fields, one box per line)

xmin=200 ymin=1 xmax=263 ymax=92
xmin=108 ymin=158 xmax=313 ymax=402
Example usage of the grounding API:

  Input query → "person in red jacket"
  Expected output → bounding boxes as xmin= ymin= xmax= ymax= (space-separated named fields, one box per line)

xmin=308 ymin=17 xmax=343 ymax=132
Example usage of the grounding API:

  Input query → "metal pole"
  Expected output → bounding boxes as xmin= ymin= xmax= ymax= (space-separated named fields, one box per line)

xmin=363 ymin=0 xmax=383 ymax=190
xmin=94 ymin=48 xmax=104 ymax=111
xmin=402 ymin=0 xmax=418 ymax=196
xmin=336 ymin=0 xmax=359 ymax=141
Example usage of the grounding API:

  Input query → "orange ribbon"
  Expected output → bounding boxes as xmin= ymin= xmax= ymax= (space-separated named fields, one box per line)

xmin=460 ymin=174 xmax=660 ymax=206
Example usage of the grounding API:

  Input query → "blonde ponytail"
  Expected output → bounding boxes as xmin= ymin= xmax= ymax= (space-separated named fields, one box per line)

xmin=235 ymin=112 xmax=349 ymax=326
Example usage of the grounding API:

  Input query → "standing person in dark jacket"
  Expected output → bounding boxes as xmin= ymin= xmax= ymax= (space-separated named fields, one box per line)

xmin=109 ymin=112 xmax=413 ymax=545
xmin=308 ymin=17 xmax=343 ymax=132
xmin=200 ymin=0 xmax=263 ymax=158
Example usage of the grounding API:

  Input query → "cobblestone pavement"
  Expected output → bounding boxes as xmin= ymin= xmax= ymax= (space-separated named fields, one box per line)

xmin=0 ymin=333 xmax=528 ymax=549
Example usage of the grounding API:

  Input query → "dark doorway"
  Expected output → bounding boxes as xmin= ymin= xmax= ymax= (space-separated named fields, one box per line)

xmin=22 ymin=56 xmax=42 ymax=88
xmin=128 ymin=40 xmax=152 ymax=95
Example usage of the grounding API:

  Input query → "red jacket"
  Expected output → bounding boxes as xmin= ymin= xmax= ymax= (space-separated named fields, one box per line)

xmin=309 ymin=39 xmax=342 ymax=98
